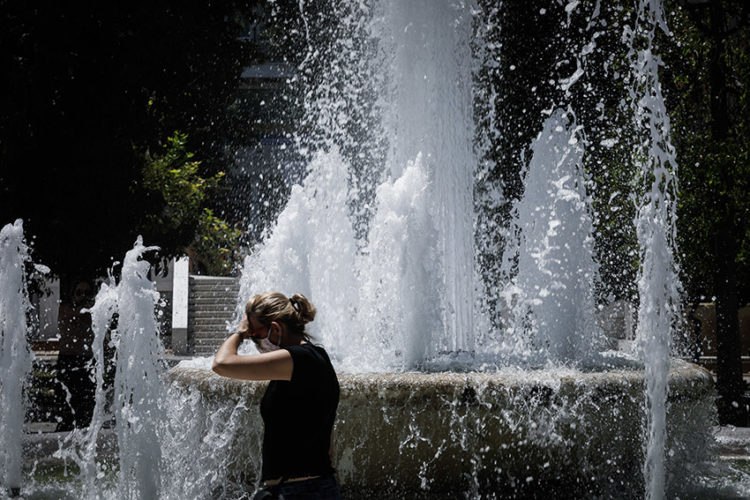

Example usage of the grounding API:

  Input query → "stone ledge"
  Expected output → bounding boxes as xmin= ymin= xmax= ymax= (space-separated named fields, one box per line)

xmin=166 ymin=360 xmax=715 ymax=498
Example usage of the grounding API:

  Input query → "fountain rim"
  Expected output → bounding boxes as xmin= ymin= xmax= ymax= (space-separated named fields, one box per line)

xmin=167 ymin=358 xmax=712 ymax=397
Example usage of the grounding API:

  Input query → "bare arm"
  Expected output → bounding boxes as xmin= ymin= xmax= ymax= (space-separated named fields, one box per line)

xmin=212 ymin=333 xmax=294 ymax=381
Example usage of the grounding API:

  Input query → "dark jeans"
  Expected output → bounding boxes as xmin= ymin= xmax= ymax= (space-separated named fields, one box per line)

xmin=258 ymin=474 xmax=340 ymax=500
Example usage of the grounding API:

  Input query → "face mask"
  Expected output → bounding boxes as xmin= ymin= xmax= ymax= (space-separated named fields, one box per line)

xmin=254 ymin=330 xmax=282 ymax=354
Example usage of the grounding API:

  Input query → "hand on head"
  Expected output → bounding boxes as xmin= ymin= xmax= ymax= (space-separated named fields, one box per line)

xmin=237 ymin=315 xmax=250 ymax=340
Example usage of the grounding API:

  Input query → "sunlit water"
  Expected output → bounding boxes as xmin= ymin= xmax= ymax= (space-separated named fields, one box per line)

xmin=499 ymin=110 xmax=602 ymax=364
xmin=627 ymin=1 xmax=683 ymax=498
xmin=239 ymin=0 xmax=479 ymax=372
xmin=237 ymin=0 xmax=606 ymax=373
xmin=0 ymin=220 xmax=34 ymax=495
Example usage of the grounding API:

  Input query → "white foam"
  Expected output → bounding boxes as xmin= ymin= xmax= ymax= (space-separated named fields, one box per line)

xmin=0 ymin=220 xmax=34 ymax=492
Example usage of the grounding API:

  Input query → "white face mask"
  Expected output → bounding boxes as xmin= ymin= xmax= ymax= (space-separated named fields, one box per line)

xmin=254 ymin=330 xmax=282 ymax=354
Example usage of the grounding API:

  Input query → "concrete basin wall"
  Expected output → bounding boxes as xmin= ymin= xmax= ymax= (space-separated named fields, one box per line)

xmin=164 ymin=361 xmax=715 ymax=498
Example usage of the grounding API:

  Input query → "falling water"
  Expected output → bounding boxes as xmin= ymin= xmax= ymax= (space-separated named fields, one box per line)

xmin=0 ymin=220 xmax=34 ymax=496
xmin=64 ymin=272 xmax=119 ymax=498
xmin=239 ymin=0 xmax=479 ymax=372
xmin=110 ymin=237 xmax=165 ymax=499
xmin=500 ymin=110 xmax=602 ymax=364
xmin=239 ymin=0 xmax=612 ymax=373
xmin=375 ymin=0 xmax=477 ymax=356
xmin=68 ymin=237 xmax=166 ymax=499
xmin=627 ymin=1 xmax=682 ymax=499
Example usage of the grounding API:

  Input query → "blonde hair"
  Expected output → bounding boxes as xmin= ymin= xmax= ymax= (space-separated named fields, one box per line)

xmin=245 ymin=292 xmax=317 ymax=340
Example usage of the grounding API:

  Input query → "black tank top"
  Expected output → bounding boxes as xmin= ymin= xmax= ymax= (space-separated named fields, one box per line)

xmin=260 ymin=343 xmax=340 ymax=480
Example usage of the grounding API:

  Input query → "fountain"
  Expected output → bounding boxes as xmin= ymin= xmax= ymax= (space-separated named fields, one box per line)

xmin=166 ymin=0 xmax=720 ymax=498
xmin=3 ymin=0 xmax=746 ymax=498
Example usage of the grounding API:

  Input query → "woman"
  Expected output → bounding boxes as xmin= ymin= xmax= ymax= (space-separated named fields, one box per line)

xmin=212 ymin=292 xmax=341 ymax=500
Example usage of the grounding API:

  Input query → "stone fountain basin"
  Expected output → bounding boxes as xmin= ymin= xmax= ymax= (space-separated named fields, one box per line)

xmin=166 ymin=360 xmax=714 ymax=498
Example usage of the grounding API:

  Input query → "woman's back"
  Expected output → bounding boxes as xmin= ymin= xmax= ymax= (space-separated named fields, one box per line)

xmin=260 ymin=343 xmax=339 ymax=480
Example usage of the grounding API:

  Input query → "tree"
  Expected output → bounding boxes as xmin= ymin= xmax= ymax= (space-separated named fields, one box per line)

xmin=142 ymin=132 xmax=241 ymax=275
xmin=0 ymin=1 xmax=262 ymax=280
xmin=664 ymin=0 xmax=750 ymax=424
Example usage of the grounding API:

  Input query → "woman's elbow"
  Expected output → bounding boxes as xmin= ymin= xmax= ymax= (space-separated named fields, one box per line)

xmin=212 ymin=356 xmax=227 ymax=374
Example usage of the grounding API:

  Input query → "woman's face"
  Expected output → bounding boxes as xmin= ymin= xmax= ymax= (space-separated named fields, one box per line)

xmin=248 ymin=315 xmax=283 ymax=345
xmin=247 ymin=315 xmax=268 ymax=339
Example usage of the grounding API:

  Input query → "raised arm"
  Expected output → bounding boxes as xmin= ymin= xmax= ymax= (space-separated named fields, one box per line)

xmin=212 ymin=332 xmax=294 ymax=381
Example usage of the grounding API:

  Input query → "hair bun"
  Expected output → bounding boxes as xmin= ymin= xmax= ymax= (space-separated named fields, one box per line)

xmin=246 ymin=292 xmax=316 ymax=340
xmin=290 ymin=293 xmax=316 ymax=324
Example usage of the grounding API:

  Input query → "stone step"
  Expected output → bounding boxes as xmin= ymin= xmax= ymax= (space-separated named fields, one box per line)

xmin=189 ymin=280 xmax=239 ymax=289
xmin=192 ymin=326 xmax=233 ymax=332
xmin=193 ymin=284 xmax=238 ymax=288
xmin=171 ymin=275 xmax=244 ymax=355
xmin=194 ymin=343 xmax=224 ymax=350
xmin=191 ymin=318 xmax=233 ymax=325
xmin=191 ymin=310 xmax=234 ymax=317
xmin=191 ymin=297 xmax=239 ymax=303
xmin=189 ymin=310 xmax=235 ymax=317
xmin=194 ymin=348 xmax=220 ymax=356
xmin=192 ymin=298 xmax=239 ymax=303
xmin=191 ymin=330 xmax=232 ymax=337
xmin=195 ymin=336 xmax=227 ymax=344
xmin=194 ymin=342 xmax=223 ymax=348
xmin=190 ymin=297 xmax=239 ymax=304
xmin=188 ymin=292 xmax=239 ymax=300
xmin=190 ymin=321 xmax=233 ymax=328
xmin=189 ymin=309 xmax=235 ymax=315
xmin=188 ymin=302 xmax=237 ymax=309
xmin=193 ymin=342 xmax=224 ymax=349
xmin=192 ymin=332 xmax=229 ymax=338
xmin=192 ymin=323 xmax=231 ymax=330
xmin=188 ymin=310 xmax=235 ymax=316
xmin=192 ymin=326 xmax=228 ymax=334
xmin=191 ymin=331 xmax=230 ymax=339
xmin=189 ymin=282 xmax=240 ymax=288
xmin=189 ymin=290 xmax=239 ymax=297
xmin=190 ymin=291 xmax=238 ymax=296
xmin=189 ymin=276 xmax=238 ymax=281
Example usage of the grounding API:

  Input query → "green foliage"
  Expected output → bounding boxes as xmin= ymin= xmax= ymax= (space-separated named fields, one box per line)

xmin=663 ymin=0 xmax=750 ymax=302
xmin=193 ymin=209 xmax=241 ymax=276
xmin=143 ymin=132 xmax=220 ymax=225
xmin=142 ymin=132 xmax=240 ymax=275
xmin=0 ymin=2 xmax=262 ymax=279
